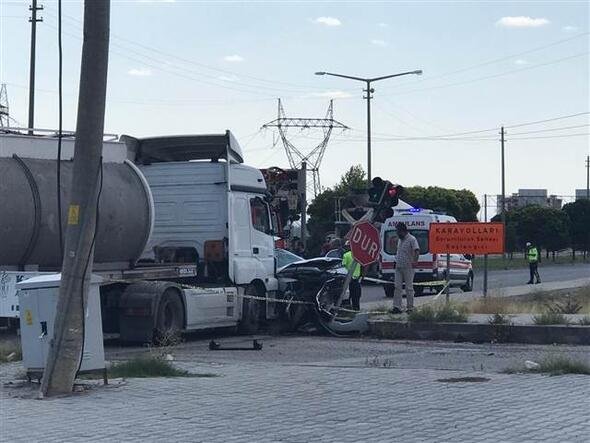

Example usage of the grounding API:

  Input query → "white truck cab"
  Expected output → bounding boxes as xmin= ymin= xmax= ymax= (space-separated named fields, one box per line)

xmin=380 ymin=209 xmax=474 ymax=295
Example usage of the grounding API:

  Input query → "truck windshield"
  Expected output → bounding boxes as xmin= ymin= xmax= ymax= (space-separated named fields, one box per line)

xmin=384 ymin=229 xmax=429 ymax=255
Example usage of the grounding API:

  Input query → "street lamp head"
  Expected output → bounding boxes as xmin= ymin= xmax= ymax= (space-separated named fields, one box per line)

xmin=315 ymin=72 xmax=327 ymax=75
xmin=414 ymin=70 xmax=423 ymax=76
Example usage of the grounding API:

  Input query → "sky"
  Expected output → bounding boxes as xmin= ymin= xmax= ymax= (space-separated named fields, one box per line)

xmin=1 ymin=0 xmax=588 ymax=211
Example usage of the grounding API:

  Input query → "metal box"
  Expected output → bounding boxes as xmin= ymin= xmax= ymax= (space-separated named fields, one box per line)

xmin=17 ymin=273 xmax=106 ymax=377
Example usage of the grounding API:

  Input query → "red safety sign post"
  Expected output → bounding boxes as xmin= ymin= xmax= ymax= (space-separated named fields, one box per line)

xmin=350 ymin=221 xmax=381 ymax=266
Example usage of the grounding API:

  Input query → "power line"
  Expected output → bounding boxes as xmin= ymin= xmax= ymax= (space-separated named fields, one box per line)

xmin=506 ymin=124 xmax=589 ymax=136
xmin=385 ymin=52 xmax=589 ymax=97
xmin=43 ymin=8 xmax=341 ymax=94
xmin=385 ymin=31 xmax=589 ymax=91
xmin=504 ymin=112 xmax=590 ymax=129
xmin=508 ymin=132 xmax=589 ymax=140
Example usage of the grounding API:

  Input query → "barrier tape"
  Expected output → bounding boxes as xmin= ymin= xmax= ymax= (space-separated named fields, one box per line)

xmin=362 ymin=276 xmax=449 ymax=287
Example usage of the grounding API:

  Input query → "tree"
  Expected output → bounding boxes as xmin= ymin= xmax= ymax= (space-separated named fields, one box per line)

xmin=492 ymin=205 xmax=571 ymax=259
xmin=306 ymin=165 xmax=366 ymax=256
xmin=563 ymin=200 xmax=590 ymax=259
xmin=403 ymin=186 xmax=480 ymax=221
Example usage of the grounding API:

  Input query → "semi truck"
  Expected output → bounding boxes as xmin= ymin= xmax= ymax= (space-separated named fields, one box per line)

xmin=0 ymin=129 xmax=299 ymax=342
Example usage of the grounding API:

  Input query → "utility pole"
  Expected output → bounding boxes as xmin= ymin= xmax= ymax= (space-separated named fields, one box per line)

xmin=28 ymin=0 xmax=43 ymax=135
xmin=586 ymin=155 xmax=589 ymax=200
xmin=364 ymin=81 xmax=373 ymax=182
xmin=299 ymin=161 xmax=307 ymax=252
xmin=500 ymin=126 xmax=506 ymax=265
xmin=40 ymin=0 xmax=110 ymax=397
xmin=483 ymin=194 xmax=488 ymax=297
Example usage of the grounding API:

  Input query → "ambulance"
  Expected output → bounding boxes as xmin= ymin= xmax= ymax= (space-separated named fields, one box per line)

xmin=380 ymin=209 xmax=474 ymax=297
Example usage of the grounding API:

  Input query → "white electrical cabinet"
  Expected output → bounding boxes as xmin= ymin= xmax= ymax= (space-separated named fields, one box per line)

xmin=17 ymin=274 xmax=106 ymax=377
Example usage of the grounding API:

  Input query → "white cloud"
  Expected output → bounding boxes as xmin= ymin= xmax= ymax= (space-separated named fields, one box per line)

xmin=223 ymin=54 xmax=244 ymax=63
xmin=377 ymin=22 xmax=388 ymax=28
xmin=370 ymin=39 xmax=387 ymax=47
xmin=496 ymin=16 xmax=550 ymax=28
xmin=309 ymin=90 xmax=353 ymax=99
xmin=218 ymin=74 xmax=240 ymax=82
xmin=137 ymin=0 xmax=176 ymax=3
xmin=313 ymin=16 xmax=342 ymax=27
xmin=127 ymin=68 xmax=152 ymax=76
xmin=514 ymin=59 xmax=529 ymax=66
xmin=562 ymin=25 xmax=578 ymax=33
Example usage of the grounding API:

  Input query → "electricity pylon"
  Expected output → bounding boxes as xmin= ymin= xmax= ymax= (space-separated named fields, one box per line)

xmin=262 ymin=98 xmax=348 ymax=197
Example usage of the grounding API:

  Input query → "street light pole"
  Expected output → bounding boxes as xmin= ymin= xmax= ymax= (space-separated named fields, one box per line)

xmin=365 ymin=80 xmax=372 ymax=181
xmin=315 ymin=70 xmax=422 ymax=182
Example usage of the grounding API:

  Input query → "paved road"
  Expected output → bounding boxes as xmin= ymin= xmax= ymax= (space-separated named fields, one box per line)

xmin=2 ymin=336 xmax=589 ymax=442
xmin=362 ymin=262 xmax=590 ymax=303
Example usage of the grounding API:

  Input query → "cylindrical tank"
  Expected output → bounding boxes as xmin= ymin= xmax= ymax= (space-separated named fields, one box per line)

xmin=0 ymin=157 xmax=153 ymax=270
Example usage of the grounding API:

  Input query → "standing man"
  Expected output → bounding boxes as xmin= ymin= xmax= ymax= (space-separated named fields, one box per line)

xmin=526 ymin=242 xmax=541 ymax=284
xmin=342 ymin=241 xmax=362 ymax=311
xmin=391 ymin=222 xmax=420 ymax=314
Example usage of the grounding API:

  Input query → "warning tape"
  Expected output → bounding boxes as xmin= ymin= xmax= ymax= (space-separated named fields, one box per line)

xmin=362 ymin=277 xmax=449 ymax=287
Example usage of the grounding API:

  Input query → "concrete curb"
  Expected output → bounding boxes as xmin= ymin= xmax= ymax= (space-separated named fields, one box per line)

xmin=368 ymin=320 xmax=590 ymax=345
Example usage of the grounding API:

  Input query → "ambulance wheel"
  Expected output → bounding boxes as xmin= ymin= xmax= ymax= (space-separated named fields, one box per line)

xmin=154 ymin=288 xmax=184 ymax=346
xmin=384 ymin=284 xmax=395 ymax=298
xmin=461 ymin=273 xmax=474 ymax=292
xmin=413 ymin=285 xmax=424 ymax=296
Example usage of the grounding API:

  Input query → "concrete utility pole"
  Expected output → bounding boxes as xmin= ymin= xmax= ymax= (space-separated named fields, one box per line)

xmin=40 ymin=0 xmax=110 ymax=397
xmin=28 ymin=0 xmax=43 ymax=134
xmin=500 ymin=126 xmax=506 ymax=265
xmin=586 ymin=155 xmax=589 ymax=200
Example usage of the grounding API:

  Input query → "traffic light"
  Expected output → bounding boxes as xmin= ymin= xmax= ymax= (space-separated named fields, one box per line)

xmin=367 ymin=177 xmax=404 ymax=208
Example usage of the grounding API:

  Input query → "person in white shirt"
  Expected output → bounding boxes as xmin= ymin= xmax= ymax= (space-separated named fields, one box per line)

xmin=391 ymin=222 xmax=420 ymax=313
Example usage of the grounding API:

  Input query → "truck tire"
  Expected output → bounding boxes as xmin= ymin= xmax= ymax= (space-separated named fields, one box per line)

xmin=239 ymin=284 xmax=264 ymax=334
xmin=384 ymin=284 xmax=395 ymax=298
xmin=461 ymin=273 xmax=474 ymax=292
xmin=153 ymin=288 xmax=184 ymax=345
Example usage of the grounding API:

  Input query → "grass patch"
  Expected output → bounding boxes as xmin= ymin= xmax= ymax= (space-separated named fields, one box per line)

xmin=408 ymin=302 xmax=468 ymax=323
xmin=459 ymin=286 xmax=590 ymax=316
xmin=504 ymin=356 xmax=590 ymax=376
xmin=532 ymin=311 xmax=569 ymax=325
xmin=106 ymin=356 xmax=216 ymax=379
xmin=472 ymin=255 xmax=580 ymax=270
xmin=0 ymin=342 xmax=22 ymax=363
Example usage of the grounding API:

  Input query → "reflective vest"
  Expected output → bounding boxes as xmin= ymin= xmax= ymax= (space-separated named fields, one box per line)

xmin=342 ymin=251 xmax=361 ymax=279
xmin=527 ymin=247 xmax=539 ymax=263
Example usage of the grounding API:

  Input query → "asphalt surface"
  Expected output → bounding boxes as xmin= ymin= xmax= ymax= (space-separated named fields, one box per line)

xmin=361 ymin=262 xmax=590 ymax=303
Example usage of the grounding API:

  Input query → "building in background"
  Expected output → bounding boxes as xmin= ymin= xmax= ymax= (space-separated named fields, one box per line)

xmin=575 ymin=189 xmax=590 ymax=201
xmin=497 ymin=189 xmax=563 ymax=213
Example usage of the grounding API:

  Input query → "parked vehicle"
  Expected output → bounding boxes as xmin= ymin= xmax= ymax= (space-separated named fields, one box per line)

xmin=380 ymin=209 xmax=474 ymax=297
xmin=0 ymin=130 xmax=336 ymax=341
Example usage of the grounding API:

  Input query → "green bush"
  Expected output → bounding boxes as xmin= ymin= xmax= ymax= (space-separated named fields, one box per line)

xmin=408 ymin=303 xmax=467 ymax=323
xmin=533 ymin=312 xmax=569 ymax=325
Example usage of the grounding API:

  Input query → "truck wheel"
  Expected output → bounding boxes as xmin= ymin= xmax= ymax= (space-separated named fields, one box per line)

xmin=384 ymin=284 xmax=395 ymax=298
xmin=154 ymin=288 xmax=184 ymax=346
xmin=239 ymin=284 xmax=264 ymax=334
xmin=461 ymin=273 xmax=474 ymax=292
